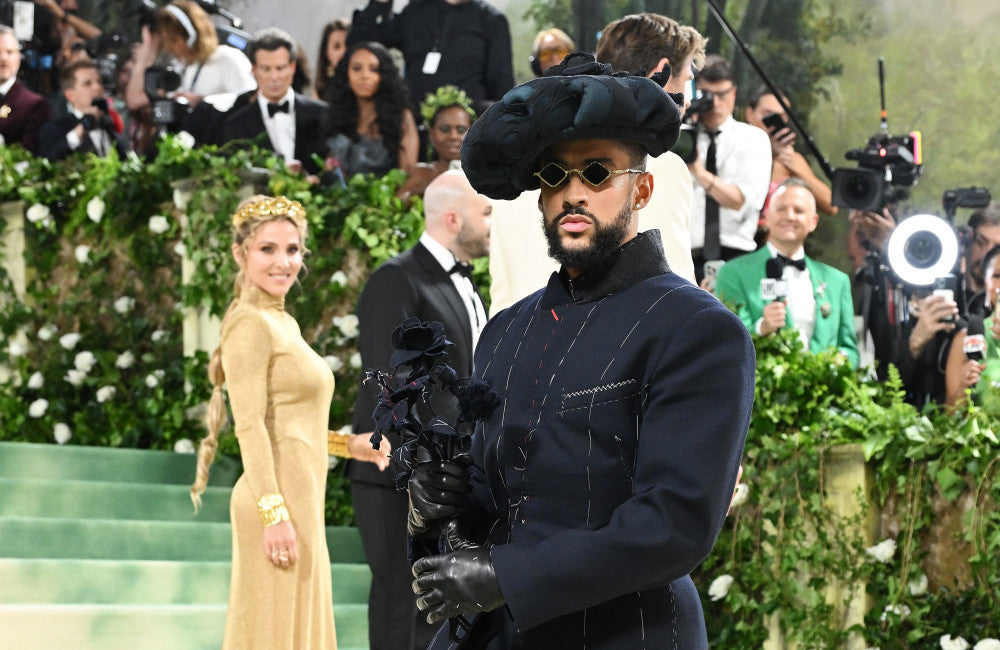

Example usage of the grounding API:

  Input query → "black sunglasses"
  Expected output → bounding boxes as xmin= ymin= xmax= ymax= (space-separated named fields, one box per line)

xmin=534 ymin=161 xmax=643 ymax=188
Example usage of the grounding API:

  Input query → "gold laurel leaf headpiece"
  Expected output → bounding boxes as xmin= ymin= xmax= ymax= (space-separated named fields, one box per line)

xmin=231 ymin=196 xmax=306 ymax=229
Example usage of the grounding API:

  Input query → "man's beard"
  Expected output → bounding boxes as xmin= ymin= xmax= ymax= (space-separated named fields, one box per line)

xmin=543 ymin=199 xmax=632 ymax=272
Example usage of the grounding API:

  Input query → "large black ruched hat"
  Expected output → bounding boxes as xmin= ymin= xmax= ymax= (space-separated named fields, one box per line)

xmin=460 ymin=52 xmax=682 ymax=200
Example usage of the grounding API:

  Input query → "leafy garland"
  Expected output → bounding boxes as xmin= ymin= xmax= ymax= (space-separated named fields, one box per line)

xmin=1 ymin=140 xmax=998 ymax=644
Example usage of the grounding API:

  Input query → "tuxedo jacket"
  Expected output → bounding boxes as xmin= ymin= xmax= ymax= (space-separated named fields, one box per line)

xmin=349 ymin=241 xmax=479 ymax=486
xmin=715 ymin=246 xmax=859 ymax=366
xmin=38 ymin=113 xmax=128 ymax=162
xmin=0 ymin=80 xmax=51 ymax=154
xmin=222 ymin=93 xmax=328 ymax=174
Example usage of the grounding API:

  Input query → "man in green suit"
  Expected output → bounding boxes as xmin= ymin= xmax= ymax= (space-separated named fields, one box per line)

xmin=716 ymin=178 xmax=859 ymax=366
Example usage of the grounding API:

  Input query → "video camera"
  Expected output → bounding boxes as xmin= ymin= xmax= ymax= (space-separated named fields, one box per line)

xmin=831 ymin=58 xmax=924 ymax=212
xmin=832 ymin=131 xmax=923 ymax=212
xmin=670 ymin=89 xmax=716 ymax=164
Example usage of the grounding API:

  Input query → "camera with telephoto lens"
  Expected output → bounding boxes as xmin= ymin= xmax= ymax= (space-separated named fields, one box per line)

xmin=832 ymin=131 xmax=923 ymax=212
xmin=144 ymin=65 xmax=191 ymax=130
xmin=670 ymin=89 xmax=715 ymax=164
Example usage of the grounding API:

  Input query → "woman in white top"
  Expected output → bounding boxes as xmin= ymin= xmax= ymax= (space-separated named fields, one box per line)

xmin=125 ymin=0 xmax=254 ymax=113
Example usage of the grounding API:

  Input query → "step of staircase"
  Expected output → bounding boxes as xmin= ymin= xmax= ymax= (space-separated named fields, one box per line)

xmin=0 ymin=477 xmax=232 ymax=521
xmin=0 ymin=441 xmax=240 ymax=486
xmin=0 ymin=603 xmax=369 ymax=650
xmin=0 ymin=558 xmax=371 ymax=605
xmin=0 ymin=516 xmax=366 ymax=563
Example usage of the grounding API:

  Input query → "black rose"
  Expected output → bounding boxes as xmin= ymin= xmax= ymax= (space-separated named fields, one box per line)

xmin=389 ymin=318 xmax=451 ymax=370
xmin=456 ymin=379 xmax=501 ymax=424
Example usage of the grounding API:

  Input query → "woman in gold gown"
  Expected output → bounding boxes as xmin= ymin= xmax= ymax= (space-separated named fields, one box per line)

xmin=190 ymin=195 xmax=388 ymax=649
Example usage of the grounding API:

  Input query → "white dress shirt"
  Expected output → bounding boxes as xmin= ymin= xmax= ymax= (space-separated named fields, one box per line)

xmin=756 ymin=242 xmax=815 ymax=350
xmin=419 ymin=231 xmax=487 ymax=351
xmin=690 ymin=115 xmax=772 ymax=252
xmin=257 ymin=88 xmax=296 ymax=163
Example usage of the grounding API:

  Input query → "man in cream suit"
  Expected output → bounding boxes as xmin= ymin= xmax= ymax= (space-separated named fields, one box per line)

xmin=715 ymin=178 xmax=859 ymax=366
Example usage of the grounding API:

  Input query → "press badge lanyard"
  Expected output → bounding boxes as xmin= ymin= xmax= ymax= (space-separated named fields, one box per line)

xmin=421 ymin=20 xmax=445 ymax=74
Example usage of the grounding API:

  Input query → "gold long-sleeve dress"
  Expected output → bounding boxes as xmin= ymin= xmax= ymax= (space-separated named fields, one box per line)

xmin=219 ymin=286 xmax=337 ymax=649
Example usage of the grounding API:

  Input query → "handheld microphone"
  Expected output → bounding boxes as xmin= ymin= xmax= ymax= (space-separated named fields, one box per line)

xmin=194 ymin=0 xmax=244 ymax=28
xmin=964 ymin=316 xmax=986 ymax=363
xmin=761 ymin=257 xmax=789 ymax=302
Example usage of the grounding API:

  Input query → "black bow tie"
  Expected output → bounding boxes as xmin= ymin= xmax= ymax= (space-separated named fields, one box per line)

xmin=267 ymin=100 xmax=290 ymax=117
xmin=775 ymin=254 xmax=806 ymax=271
xmin=449 ymin=262 xmax=474 ymax=280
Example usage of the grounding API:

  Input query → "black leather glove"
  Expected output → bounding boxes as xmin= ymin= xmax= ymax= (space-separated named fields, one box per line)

xmin=411 ymin=548 xmax=505 ymax=625
xmin=406 ymin=456 xmax=471 ymax=538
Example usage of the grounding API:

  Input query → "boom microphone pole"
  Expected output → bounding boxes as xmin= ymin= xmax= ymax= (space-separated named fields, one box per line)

xmin=704 ymin=0 xmax=836 ymax=182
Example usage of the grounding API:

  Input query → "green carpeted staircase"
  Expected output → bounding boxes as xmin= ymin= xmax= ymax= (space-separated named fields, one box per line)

xmin=0 ymin=441 xmax=371 ymax=650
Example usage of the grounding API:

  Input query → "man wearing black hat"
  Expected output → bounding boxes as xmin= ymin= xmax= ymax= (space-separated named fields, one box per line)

xmin=407 ymin=54 xmax=755 ymax=649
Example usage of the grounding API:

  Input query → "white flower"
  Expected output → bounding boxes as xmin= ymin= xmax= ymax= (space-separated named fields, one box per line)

xmin=96 ymin=385 xmax=116 ymax=403
xmin=37 ymin=324 xmax=58 ymax=341
xmin=86 ymin=196 xmax=105 ymax=223
xmin=115 ymin=351 xmax=135 ymax=369
xmin=880 ymin=604 xmax=911 ymax=622
xmin=173 ymin=241 xmax=187 ymax=257
xmin=865 ymin=538 xmax=897 ymax=563
xmin=173 ymin=438 xmax=196 ymax=454
xmin=974 ymin=640 xmax=1000 ymax=650
xmin=148 ymin=215 xmax=170 ymax=234
xmin=74 ymin=351 xmax=97 ymax=373
xmin=941 ymin=635 xmax=971 ymax=650
xmin=27 ymin=372 xmax=45 ymax=389
xmin=175 ymin=130 xmax=195 ymax=150
xmin=53 ymin=422 xmax=72 ymax=445
xmin=707 ymin=574 xmax=734 ymax=601
xmin=28 ymin=398 xmax=48 ymax=418
xmin=323 ymin=355 xmax=344 ymax=373
xmin=333 ymin=314 xmax=360 ymax=338
xmin=114 ymin=296 xmax=136 ymax=314
xmin=26 ymin=203 xmax=51 ymax=223
xmin=8 ymin=339 xmax=27 ymax=356
xmin=908 ymin=573 xmax=928 ymax=596
xmin=154 ymin=369 xmax=165 ymax=379
xmin=74 ymin=245 xmax=91 ymax=264
xmin=145 ymin=373 xmax=159 ymax=388
xmin=151 ymin=329 xmax=168 ymax=343
xmin=731 ymin=482 xmax=750 ymax=508
xmin=65 ymin=369 xmax=87 ymax=386
xmin=59 ymin=333 xmax=82 ymax=350
xmin=349 ymin=351 xmax=362 ymax=369
xmin=330 ymin=270 xmax=348 ymax=286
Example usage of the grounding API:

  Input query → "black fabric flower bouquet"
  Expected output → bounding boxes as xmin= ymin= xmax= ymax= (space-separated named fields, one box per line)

xmin=364 ymin=317 xmax=500 ymax=491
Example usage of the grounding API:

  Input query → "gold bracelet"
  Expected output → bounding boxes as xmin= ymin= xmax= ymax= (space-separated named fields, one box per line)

xmin=328 ymin=432 xmax=352 ymax=459
xmin=256 ymin=493 xmax=289 ymax=527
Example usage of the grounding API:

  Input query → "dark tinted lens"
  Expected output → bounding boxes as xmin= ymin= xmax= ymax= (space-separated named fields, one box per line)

xmin=580 ymin=162 xmax=612 ymax=186
xmin=537 ymin=162 xmax=569 ymax=187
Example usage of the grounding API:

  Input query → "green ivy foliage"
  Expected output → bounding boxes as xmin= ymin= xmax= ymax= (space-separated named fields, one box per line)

xmin=694 ymin=328 xmax=1000 ymax=647
xmin=0 ymin=137 xmax=423 ymax=525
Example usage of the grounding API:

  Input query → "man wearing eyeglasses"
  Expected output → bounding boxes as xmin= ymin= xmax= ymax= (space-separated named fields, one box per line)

xmin=687 ymin=55 xmax=772 ymax=284
xmin=406 ymin=53 xmax=755 ymax=649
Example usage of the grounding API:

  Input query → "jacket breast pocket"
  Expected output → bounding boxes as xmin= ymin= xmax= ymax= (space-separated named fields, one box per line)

xmin=555 ymin=378 xmax=646 ymax=507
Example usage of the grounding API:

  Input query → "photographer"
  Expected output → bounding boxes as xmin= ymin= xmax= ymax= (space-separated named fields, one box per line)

xmin=945 ymin=244 xmax=1000 ymax=408
xmin=745 ymin=85 xmax=836 ymax=217
xmin=687 ymin=55 xmax=772 ymax=283
xmin=38 ymin=59 xmax=125 ymax=160
xmin=124 ymin=0 xmax=253 ymax=114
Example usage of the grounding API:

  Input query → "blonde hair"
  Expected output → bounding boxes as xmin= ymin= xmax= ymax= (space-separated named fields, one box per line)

xmin=158 ymin=1 xmax=219 ymax=64
xmin=190 ymin=195 xmax=309 ymax=510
